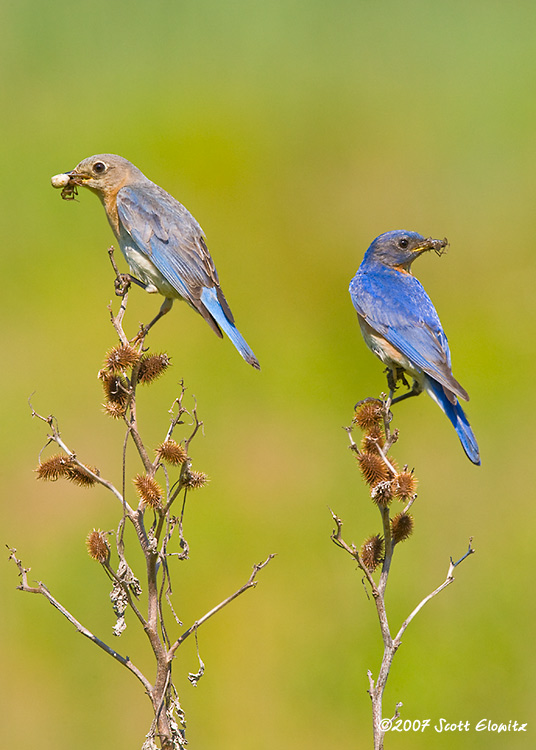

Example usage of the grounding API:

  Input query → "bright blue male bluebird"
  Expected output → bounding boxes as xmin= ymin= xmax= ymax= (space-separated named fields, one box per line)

xmin=349 ymin=230 xmax=480 ymax=465
xmin=51 ymin=154 xmax=260 ymax=369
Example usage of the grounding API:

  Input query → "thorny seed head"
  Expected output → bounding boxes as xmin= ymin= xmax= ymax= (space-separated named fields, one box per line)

xmin=354 ymin=400 xmax=383 ymax=432
xmin=36 ymin=455 xmax=99 ymax=487
xmin=35 ymin=454 xmax=72 ymax=481
xmin=360 ymin=427 xmax=385 ymax=453
xmin=67 ymin=463 xmax=100 ymax=487
xmin=103 ymin=344 xmax=140 ymax=373
xmin=184 ymin=469 xmax=209 ymax=490
xmin=393 ymin=470 xmax=418 ymax=501
xmin=103 ymin=401 xmax=127 ymax=419
xmin=357 ymin=451 xmax=390 ymax=486
xmin=133 ymin=473 xmax=162 ymax=509
xmin=391 ymin=512 xmax=414 ymax=543
xmin=371 ymin=480 xmax=394 ymax=507
xmin=86 ymin=529 xmax=110 ymax=563
xmin=360 ymin=534 xmax=384 ymax=571
xmin=138 ymin=353 xmax=171 ymax=384
xmin=156 ymin=439 xmax=188 ymax=466
xmin=100 ymin=372 xmax=130 ymax=405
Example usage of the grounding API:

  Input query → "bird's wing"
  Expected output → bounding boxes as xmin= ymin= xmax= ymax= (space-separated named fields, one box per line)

xmin=116 ymin=184 xmax=236 ymax=326
xmin=351 ymin=268 xmax=468 ymax=401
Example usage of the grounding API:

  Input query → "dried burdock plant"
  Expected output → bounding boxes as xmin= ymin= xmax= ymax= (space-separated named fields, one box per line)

xmin=100 ymin=371 xmax=131 ymax=417
xmin=36 ymin=454 xmax=100 ymax=487
xmin=390 ymin=512 xmax=414 ymax=544
xmin=353 ymin=399 xmax=383 ymax=432
xmin=360 ymin=534 xmax=384 ymax=572
xmin=155 ymin=440 xmax=188 ymax=467
xmin=138 ymin=353 xmax=171 ymax=384
xmin=10 ymin=249 xmax=274 ymax=750
xmin=183 ymin=469 xmax=209 ymax=490
xmin=392 ymin=470 xmax=417 ymax=502
xmin=133 ymin=473 xmax=163 ymax=510
xmin=35 ymin=453 xmax=74 ymax=481
xmin=103 ymin=343 xmax=140 ymax=373
xmin=357 ymin=450 xmax=391 ymax=487
xmin=331 ymin=394 xmax=475 ymax=750
xmin=86 ymin=529 xmax=111 ymax=563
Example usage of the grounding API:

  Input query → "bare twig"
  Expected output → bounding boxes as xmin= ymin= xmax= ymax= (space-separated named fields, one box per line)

xmin=168 ymin=554 xmax=276 ymax=660
xmin=8 ymin=547 xmax=151 ymax=693
xmin=330 ymin=510 xmax=379 ymax=597
xmin=394 ymin=539 xmax=475 ymax=645
xmin=107 ymin=246 xmax=131 ymax=345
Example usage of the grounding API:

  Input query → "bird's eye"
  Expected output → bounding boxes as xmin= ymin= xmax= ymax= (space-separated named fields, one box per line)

xmin=92 ymin=161 xmax=107 ymax=174
xmin=398 ymin=237 xmax=409 ymax=249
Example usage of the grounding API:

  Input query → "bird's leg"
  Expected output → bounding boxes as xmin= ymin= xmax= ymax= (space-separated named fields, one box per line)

xmin=128 ymin=275 xmax=151 ymax=291
xmin=132 ymin=297 xmax=174 ymax=343
xmin=391 ymin=379 xmax=423 ymax=405
xmin=397 ymin=369 xmax=410 ymax=390
xmin=146 ymin=297 xmax=174 ymax=330
xmin=385 ymin=367 xmax=415 ymax=407
xmin=386 ymin=367 xmax=398 ymax=393
xmin=385 ymin=366 xmax=409 ymax=392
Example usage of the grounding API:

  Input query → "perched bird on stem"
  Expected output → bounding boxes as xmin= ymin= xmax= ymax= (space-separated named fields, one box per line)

xmin=51 ymin=154 xmax=260 ymax=369
xmin=349 ymin=230 xmax=480 ymax=465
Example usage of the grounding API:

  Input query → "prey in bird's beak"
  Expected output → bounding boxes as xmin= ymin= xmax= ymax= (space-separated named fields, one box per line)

xmin=50 ymin=169 xmax=85 ymax=201
xmin=417 ymin=236 xmax=449 ymax=257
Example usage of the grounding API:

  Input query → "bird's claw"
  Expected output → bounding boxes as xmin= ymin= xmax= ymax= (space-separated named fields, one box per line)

xmin=130 ymin=325 xmax=149 ymax=345
xmin=385 ymin=367 xmax=409 ymax=392
xmin=114 ymin=274 xmax=132 ymax=297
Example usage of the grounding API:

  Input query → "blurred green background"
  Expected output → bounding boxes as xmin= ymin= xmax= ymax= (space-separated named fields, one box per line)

xmin=2 ymin=1 xmax=535 ymax=748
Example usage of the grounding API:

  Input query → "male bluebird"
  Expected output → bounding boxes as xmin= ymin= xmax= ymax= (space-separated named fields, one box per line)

xmin=52 ymin=154 xmax=260 ymax=369
xmin=349 ymin=230 xmax=480 ymax=465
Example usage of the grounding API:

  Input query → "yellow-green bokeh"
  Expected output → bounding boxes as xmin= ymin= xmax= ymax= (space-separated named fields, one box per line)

xmin=2 ymin=1 xmax=535 ymax=748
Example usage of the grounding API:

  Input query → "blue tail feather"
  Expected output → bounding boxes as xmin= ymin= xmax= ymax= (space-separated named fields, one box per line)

xmin=200 ymin=287 xmax=260 ymax=369
xmin=424 ymin=377 xmax=481 ymax=465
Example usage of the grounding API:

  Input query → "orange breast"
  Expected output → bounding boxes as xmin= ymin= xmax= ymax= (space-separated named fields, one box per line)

xmin=358 ymin=316 xmax=420 ymax=378
xmin=101 ymin=187 xmax=122 ymax=237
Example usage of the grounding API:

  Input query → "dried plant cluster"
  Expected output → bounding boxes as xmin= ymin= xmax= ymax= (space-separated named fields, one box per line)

xmin=353 ymin=397 xmax=417 ymax=566
xmin=9 ymin=253 xmax=273 ymax=750
xmin=331 ymin=395 xmax=474 ymax=750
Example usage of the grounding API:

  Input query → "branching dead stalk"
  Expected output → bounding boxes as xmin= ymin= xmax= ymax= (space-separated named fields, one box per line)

xmin=10 ymin=248 xmax=274 ymax=750
xmin=332 ymin=393 xmax=475 ymax=750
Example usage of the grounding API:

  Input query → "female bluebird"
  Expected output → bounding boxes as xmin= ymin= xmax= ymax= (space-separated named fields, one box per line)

xmin=52 ymin=154 xmax=260 ymax=369
xmin=349 ymin=230 xmax=480 ymax=465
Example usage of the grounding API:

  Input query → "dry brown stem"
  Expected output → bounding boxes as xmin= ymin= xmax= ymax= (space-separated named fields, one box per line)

xmin=333 ymin=394 xmax=475 ymax=750
xmin=11 ymin=255 xmax=274 ymax=749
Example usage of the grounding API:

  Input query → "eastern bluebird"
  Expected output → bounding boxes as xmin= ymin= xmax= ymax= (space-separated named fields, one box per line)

xmin=51 ymin=154 xmax=260 ymax=369
xmin=349 ymin=230 xmax=480 ymax=465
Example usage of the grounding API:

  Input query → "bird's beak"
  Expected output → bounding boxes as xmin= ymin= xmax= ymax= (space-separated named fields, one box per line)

xmin=65 ymin=169 xmax=90 ymax=186
xmin=51 ymin=166 xmax=95 ymax=200
xmin=415 ymin=237 xmax=449 ymax=257
xmin=51 ymin=169 xmax=88 ymax=200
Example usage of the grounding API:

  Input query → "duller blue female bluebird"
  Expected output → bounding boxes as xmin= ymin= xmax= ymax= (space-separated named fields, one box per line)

xmin=349 ymin=230 xmax=480 ymax=465
xmin=51 ymin=154 xmax=260 ymax=369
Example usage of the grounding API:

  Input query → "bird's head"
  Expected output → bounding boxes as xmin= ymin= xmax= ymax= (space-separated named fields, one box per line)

xmin=51 ymin=154 xmax=143 ymax=199
xmin=364 ymin=230 xmax=448 ymax=271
